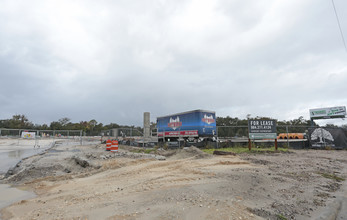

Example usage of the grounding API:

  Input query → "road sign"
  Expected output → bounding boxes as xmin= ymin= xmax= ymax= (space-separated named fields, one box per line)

xmin=310 ymin=106 xmax=346 ymax=120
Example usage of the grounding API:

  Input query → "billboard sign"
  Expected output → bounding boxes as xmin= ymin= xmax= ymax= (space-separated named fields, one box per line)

xmin=21 ymin=131 xmax=36 ymax=139
xmin=310 ymin=106 xmax=346 ymax=119
xmin=157 ymin=110 xmax=216 ymax=137
xmin=248 ymin=119 xmax=277 ymax=139
xmin=308 ymin=127 xmax=347 ymax=149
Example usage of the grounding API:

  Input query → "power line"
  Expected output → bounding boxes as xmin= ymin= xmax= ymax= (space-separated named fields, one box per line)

xmin=331 ymin=0 xmax=347 ymax=53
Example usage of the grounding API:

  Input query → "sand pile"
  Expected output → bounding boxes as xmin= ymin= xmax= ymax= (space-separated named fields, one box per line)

xmin=3 ymin=151 xmax=101 ymax=185
xmin=2 ymin=144 xmax=168 ymax=185
xmin=2 ymin=144 xmax=347 ymax=220
xmin=169 ymin=146 xmax=212 ymax=160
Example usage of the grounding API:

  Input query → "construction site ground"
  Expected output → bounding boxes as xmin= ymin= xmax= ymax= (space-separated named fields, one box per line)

xmin=1 ymin=143 xmax=346 ymax=220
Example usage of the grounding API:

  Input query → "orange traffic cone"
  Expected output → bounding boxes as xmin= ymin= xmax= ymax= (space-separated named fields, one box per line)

xmin=106 ymin=139 xmax=112 ymax=151
xmin=111 ymin=140 xmax=119 ymax=152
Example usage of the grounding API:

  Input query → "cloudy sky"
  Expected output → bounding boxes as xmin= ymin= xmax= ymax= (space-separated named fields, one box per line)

xmin=0 ymin=0 xmax=346 ymax=126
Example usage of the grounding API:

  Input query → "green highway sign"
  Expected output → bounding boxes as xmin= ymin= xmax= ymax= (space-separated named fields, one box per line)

xmin=310 ymin=106 xmax=346 ymax=120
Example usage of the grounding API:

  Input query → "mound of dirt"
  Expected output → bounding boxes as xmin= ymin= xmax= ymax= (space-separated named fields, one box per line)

xmin=156 ymin=149 xmax=177 ymax=157
xmin=2 ymin=145 xmax=105 ymax=185
xmin=169 ymin=146 xmax=212 ymax=160
xmin=3 ymin=154 xmax=101 ymax=185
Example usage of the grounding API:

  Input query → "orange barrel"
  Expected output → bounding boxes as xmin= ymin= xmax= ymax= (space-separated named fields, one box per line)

xmin=106 ymin=139 xmax=112 ymax=151
xmin=111 ymin=140 xmax=119 ymax=152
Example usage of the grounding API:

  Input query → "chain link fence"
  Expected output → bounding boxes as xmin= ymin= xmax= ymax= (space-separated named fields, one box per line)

xmin=0 ymin=128 xmax=101 ymax=146
xmin=216 ymin=125 xmax=347 ymax=149
xmin=3 ymin=125 xmax=344 ymax=149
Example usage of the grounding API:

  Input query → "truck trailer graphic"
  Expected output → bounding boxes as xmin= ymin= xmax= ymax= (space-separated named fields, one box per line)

xmin=157 ymin=109 xmax=216 ymax=143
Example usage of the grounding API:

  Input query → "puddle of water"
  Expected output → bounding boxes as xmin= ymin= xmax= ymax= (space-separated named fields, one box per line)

xmin=48 ymin=148 xmax=80 ymax=153
xmin=0 ymin=148 xmax=47 ymax=174
xmin=0 ymin=184 xmax=36 ymax=217
xmin=0 ymin=142 xmax=54 ymax=175
xmin=0 ymin=141 xmax=54 ymax=219
xmin=48 ymin=149 xmax=64 ymax=153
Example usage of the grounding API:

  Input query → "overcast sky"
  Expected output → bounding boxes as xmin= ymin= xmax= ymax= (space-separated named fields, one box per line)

xmin=0 ymin=0 xmax=346 ymax=126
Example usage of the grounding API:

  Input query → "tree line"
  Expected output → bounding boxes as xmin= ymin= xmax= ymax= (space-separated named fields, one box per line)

xmin=0 ymin=114 xmax=143 ymax=136
xmin=0 ymin=114 xmax=345 ymax=137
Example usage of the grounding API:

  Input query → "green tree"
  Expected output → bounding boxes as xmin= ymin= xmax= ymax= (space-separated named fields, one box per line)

xmin=8 ymin=114 xmax=33 ymax=129
xmin=50 ymin=121 xmax=62 ymax=130
xmin=89 ymin=119 xmax=97 ymax=134
xmin=58 ymin=117 xmax=71 ymax=127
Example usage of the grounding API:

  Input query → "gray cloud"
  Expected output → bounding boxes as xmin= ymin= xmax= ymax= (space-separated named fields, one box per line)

xmin=0 ymin=0 xmax=346 ymax=126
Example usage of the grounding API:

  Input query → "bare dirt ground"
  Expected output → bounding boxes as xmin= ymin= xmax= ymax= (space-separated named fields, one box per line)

xmin=1 ymin=144 xmax=346 ymax=220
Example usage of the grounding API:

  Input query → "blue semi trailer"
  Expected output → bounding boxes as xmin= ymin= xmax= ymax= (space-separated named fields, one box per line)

xmin=157 ymin=109 xmax=217 ymax=142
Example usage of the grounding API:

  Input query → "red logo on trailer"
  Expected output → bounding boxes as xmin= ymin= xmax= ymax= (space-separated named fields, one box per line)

xmin=202 ymin=114 xmax=215 ymax=125
xmin=168 ymin=116 xmax=182 ymax=130
xmin=158 ymin=130 xmax=198 ymax=137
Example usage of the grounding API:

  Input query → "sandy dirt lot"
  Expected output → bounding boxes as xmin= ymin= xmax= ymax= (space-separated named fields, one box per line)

xmin=1 ymin=144 xmax=346 ymax=220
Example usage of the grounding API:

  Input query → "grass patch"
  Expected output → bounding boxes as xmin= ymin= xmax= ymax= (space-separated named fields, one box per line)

xmin=130 ymin=148 xmax=156 ymax=154
xmin=144 ymin=149 xmax=155 ymax=154
xmin=202 ymin=146 xmax=289 ymax=154
xmin=318 ymin=172 xmax=345 ymax=182
xmin=276 ymin=214 xmax=287 ymax=220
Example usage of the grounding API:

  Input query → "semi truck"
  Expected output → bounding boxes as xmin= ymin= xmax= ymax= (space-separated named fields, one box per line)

xmin=157 ymin=109 xmax=217 ymax=143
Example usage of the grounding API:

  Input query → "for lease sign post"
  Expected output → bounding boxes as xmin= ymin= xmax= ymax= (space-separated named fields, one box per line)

xmin=248 ymin=119 xmax=277 ymax=139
